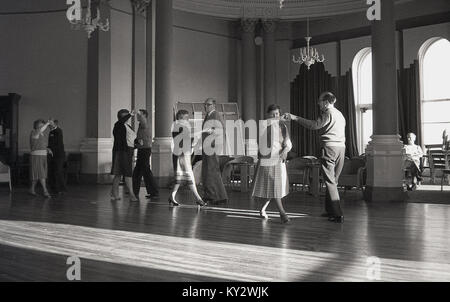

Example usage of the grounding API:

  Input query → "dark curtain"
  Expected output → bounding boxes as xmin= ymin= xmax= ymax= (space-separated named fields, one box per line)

xmin=398 ymin=60 xmax=421 ymax=145
xmin=290 ymin=63 xmax=359 ymax=158
xmin=290 ymin=62 xmax=333 ymax=157
xmin=332 ymin=70 xmax=359 ymax=157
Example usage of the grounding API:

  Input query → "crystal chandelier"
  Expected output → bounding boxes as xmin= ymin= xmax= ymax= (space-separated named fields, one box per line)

xmin=68 ymin=0 xmax=110 ymax=38
xmin=292 ymin=16 xmax=325 ymax=70
xmin=279 ymin=0 xmax=285 ymax=9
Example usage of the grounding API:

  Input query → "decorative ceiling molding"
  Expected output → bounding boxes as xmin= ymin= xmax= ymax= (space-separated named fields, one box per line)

xmin=174 ymin=0 xmax=414 ymax=21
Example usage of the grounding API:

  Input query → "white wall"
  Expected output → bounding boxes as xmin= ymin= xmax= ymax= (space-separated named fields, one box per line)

xmin=110 ymin=0 xmax=133 ymax=132
xmin=403 ymin=22 xmax=450 ymax=67
xmin=172 ymin=11 xmax=240 ymax=105
xmin=0 ymin=12 xmax=88 ymax=153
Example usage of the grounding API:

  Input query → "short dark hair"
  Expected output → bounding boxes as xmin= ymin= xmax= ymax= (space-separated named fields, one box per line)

xmin=319 ymin=92 xmax=336 ymax=104
xmin=139 ymin=109 xmax=148 ymax=118
xmin=53 ymin=120 xmax=59 ymax=125
xmin=33 ymin=119 xmax=45 ymax=129
xmin=117 ymin=109 xmax=129 ymax=120
xmin=266 ymin=104 xmax=280 ymax=114
xmin=176 ymin=109 xmax=189 ymax=120
xmin=205 ymin=98 xmax=216 ymax=105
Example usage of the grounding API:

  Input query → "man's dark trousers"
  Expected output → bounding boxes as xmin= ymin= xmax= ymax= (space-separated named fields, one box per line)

xmin=321 ymin=145 xmax=346 ymax=217
xmin=132 ymin=148 xmax=159 ymax=196
xmin=49 ymin=155 xmax=66 ymax=193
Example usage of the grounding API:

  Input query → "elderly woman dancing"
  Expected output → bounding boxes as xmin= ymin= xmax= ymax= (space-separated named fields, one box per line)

xmin=252 ymin=104 xmax=292 ymax=224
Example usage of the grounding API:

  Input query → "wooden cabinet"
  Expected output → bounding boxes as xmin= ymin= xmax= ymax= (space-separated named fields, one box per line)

xmin=0 ymin=93 xmax=20 ymax=167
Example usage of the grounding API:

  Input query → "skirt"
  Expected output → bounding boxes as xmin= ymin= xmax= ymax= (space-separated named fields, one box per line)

xmin=31 ymin=155 xmax=48 ymax=180
xmin=252 ymin=160 xmax=289 ymax=199
xmin=111 ymin=149 xmax=133 ymax=177
xmin=174 ymin=154 xmax=195 ymax=185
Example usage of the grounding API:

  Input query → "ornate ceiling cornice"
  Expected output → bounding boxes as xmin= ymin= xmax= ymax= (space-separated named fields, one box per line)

xmin=173 ymin=0 xmax=414 ymax=21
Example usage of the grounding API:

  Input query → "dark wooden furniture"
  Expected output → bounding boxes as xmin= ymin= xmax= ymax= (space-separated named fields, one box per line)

xmin=0 ymin=93 xmax=20 ymax=185
xmin=425 ymin=144 xmax=447 ymax=184
xmin=441 ymin=150 xmax=450 ymax=191
xmin=65 ymin=153 xmax=82 ymax=184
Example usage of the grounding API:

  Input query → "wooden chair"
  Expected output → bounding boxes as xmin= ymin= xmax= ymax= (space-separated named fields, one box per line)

xmin=65 ymin=153 xmax=81 ymax=184
xmin=287 ymin=157 xmax=311 ymax=191
xmin=221 ymin=156 xmax=255 ymax=191
xmin=0 ymin=161 xmax=12 ymax=191
xmin=338 ymin=157 xmax=366 ymax=193
xmin=441 ymin=150 xmax=450 ymax=192
xmin=425 ymin=144 xmax=447 ymax=184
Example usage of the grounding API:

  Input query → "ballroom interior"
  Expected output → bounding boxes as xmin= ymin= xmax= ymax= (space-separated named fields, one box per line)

xmin=0 ymin=0 xmax=449 ymax=282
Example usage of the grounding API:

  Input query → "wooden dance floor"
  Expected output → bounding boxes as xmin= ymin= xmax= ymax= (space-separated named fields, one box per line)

xmin=0 ymin=185 xmax=450 ymax=281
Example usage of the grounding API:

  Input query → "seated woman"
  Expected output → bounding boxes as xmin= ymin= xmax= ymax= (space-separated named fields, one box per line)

xmin=402 ymin=132 xmax=423 ymax=191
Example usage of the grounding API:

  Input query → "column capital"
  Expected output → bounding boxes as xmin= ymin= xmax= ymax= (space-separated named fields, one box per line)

xmin=131 ymin=0 xmax=151 ymax=15
xmin=262 ymin=19 xmax=278 ymax=33
xmin=240 ymin=19 xmax=257 ymax=33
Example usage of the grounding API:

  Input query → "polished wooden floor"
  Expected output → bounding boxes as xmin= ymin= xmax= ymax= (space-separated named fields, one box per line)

xmin=0 ymin=184 xmax=449 ymax=281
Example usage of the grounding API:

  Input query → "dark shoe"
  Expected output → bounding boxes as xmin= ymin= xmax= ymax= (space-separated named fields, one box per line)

xmin=146 ymin=194 xmax=160 ymax=199
xmin=328 ymin=216 xmax=344 ymax=223
xmin=280 ymin=214 xmax=290 ymax=224
xmin=130 ymin=198 xmax=140 ymax=202
xmin=195 ymin=199 xmax=207 ymax=207
xmin=411 ymin=183 xmax=417 ymax=191
xmin=168 ymin=196 xmax=180 ymax=206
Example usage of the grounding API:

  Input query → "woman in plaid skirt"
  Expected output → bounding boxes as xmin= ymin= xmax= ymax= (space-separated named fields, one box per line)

xmin=252 ymin=104 xmax=292 ymax=223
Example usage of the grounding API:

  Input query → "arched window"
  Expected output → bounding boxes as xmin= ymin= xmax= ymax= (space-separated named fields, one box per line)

xmin=419 ymin=38 xmax=450 ymax=145
xmin=352 ymin=48 xmax=372 ymax=153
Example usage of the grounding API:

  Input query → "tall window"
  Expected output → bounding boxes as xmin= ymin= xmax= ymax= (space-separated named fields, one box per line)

xmin=352 ymin=48 xmax=373 ymax=153
xmin=420 ymin=38 xmax=450 ymax=145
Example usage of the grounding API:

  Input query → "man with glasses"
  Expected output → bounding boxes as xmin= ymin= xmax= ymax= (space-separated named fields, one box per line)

xmin=201 ymin=98 xmax=228 ymax=205
xmin=283 ymin=92 xmax=346 ymax=223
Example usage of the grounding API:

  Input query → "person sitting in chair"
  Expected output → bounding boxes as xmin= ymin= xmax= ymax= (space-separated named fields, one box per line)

xmin=402 ymin=132 xmax=423 ymax=191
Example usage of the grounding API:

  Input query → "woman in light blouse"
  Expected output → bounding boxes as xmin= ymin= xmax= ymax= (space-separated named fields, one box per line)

xmin=402 ymin=132 xmax=423 ymax=191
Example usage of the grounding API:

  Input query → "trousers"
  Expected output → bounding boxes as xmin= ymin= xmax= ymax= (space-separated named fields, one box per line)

xmin=321 ymin=145 xmax=346 ymax=217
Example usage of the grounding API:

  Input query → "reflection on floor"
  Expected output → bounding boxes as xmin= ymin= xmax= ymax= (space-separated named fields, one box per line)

xmin=0 ymin=185 xmax=449 ymax=281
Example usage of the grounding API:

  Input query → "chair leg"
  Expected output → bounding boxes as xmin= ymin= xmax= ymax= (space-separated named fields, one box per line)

xmin=8 ymin=169 xmax=12 ymax=192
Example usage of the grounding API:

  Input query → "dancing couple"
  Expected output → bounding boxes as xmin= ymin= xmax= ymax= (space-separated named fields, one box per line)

xmin=169 ymin=98 xmax=228 ymax=207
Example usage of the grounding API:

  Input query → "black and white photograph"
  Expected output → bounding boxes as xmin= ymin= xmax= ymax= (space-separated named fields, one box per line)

xmin=0 ymin=0 xmax=450 ymax=291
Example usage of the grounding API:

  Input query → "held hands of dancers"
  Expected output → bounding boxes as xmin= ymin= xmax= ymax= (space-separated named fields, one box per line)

xmin=281 ymin=113 xmax=297 ymax=122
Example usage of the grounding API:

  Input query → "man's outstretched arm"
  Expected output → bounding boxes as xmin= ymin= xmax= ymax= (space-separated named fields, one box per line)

xmin=285 ymin=113 xmax=330 ymax=130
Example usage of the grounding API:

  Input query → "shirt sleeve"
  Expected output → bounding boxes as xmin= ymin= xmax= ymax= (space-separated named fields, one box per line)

xmin=296 ymin=112 xmax=331 ymax=130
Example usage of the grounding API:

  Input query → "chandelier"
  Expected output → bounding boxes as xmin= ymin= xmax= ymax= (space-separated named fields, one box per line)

xmin=279 ymin=0 xmax=285 ymax=9
xmin=292 ymin=15 xmax=325 ymax=70
xmin=68 ymin=0 xmax=110 ymax=38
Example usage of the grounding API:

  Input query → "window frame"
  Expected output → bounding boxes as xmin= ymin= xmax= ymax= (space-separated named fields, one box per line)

xmin=352 ymin=47 xmax=373 ymax=154
xmin=418 ymin=37 xmax=450 ymax=147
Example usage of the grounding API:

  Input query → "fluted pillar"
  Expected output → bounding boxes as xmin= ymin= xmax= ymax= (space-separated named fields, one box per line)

xmin=151 ymin=0 xmax=174 ymax=187
xmin=241 ymin=19 xmax=258 ymax=157
xmin=262 ymin=20 xmax=277 ymax=109
xmin=80 ymin=3 xmax=113 ymax=184
xmin=364 ymin=0 xmax=406 ymax=202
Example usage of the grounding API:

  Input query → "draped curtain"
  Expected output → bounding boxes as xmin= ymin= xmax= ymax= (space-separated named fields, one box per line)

xmin=398 ymin=60 xmax=422 ymax=145
xmin=332 ymin=70 xmax=359 ymax=157
xmin=290 ymin=63 xmax=359 ymax=158
xmin=290 ymin=63 xmax=332 ymax=157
